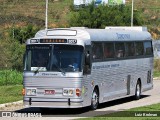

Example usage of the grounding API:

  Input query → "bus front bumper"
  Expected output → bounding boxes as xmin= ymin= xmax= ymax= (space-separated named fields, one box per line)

xmin=23 ymin=97 xmax=84 ymax=108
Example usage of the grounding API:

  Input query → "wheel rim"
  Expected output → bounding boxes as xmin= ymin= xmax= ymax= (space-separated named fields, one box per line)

xmin=92 ymin=91 xmax=98 ymax=107
xmin=136 ymin=84 xmax=140 ymax=97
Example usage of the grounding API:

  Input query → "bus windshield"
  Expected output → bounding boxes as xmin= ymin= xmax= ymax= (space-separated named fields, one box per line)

xmin=24 ymin=44 xmax=83 ymax=72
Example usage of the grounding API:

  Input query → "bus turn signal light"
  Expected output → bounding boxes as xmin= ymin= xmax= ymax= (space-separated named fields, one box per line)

xmin=22 ymin=88 xmax=25 ymax=96
xmin=76 ymin=89 xmax=81 ymax=97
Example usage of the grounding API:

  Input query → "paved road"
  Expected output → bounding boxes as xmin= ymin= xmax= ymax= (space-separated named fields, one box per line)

xmin=1 ymin=80 xmax=160 ymax=120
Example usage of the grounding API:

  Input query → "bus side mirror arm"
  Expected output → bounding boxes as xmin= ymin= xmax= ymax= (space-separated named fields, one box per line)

xmin=85 ymin=53 xmax=90 ymax=65
xmin=23 ymin=53 xmax=26 ymax=69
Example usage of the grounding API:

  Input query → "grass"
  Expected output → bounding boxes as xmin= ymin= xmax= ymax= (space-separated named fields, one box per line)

xmin=129 ymin=103 xmax=160 ymax=111
xmin=154 ymin=59 xmax=160 ymax=77
xmin=0 ymin=70 xmax=23 ymax=104
xmin=80 ymin=103 xmax=160 ymax=120
xmin=153 ymin=70 xmax=160 ymax=78
xmin=0 ymin=85 xmax=23 ymax=104
xmin=0 ymin=0 xmax=72 ymax=29
xmin=81 ymin=117 xmax=160 ymax=120
xmin=0 ymin=70 xmax=22 ymax=86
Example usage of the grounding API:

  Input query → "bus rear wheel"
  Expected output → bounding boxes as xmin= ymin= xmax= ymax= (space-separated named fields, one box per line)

xmin=90 ymin=88 xmax=99 ymax=110
xmin=135 ymin=81 xmax=141 ymax=100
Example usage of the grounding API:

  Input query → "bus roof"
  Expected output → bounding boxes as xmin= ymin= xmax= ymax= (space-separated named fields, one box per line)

xmin=105 ymin=26 xmax=148 ymax=31
xmin=27 ymin=27 xmax=152 ymax=45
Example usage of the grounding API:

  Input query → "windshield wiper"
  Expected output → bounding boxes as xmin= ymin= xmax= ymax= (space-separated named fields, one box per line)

xmin=34 ymin=67 xmax=40 ymax=75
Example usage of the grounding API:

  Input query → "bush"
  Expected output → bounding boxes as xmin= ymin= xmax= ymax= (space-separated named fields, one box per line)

xmin=9 ymin=39 xmax=25 ymax=71
xmin=9 ymin=24 xmax=40 ymax=44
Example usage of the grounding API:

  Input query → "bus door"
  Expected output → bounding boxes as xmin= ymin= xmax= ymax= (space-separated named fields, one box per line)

xmin=82 ymin=45 xmax=92 ymax=105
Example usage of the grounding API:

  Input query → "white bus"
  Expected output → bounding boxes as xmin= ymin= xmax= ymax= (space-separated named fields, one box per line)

xmin=23 ymin=27 xmax=153 ymax=110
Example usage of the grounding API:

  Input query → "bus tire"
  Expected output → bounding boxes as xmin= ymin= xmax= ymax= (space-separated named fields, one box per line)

xmin=135 ymin=81 xmax=141 ymax=100
xmin=90 ymin=88 xmax=99 ymax=110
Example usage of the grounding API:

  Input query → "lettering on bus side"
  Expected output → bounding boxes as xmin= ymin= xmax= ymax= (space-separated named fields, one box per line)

xmin=116 ymin=33 xmax=130 ymax=40
xmin=92 ymin=64 xmax=119 ymax=70
xmin=42 ymin=73 xmax=58 ymax=76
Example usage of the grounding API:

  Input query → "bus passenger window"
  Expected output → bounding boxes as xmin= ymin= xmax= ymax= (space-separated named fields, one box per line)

xmin=135 ymin=42 xmax=144 ymax=56
xmin=126 ymin=42 xmax=135 ymax=57
xmin=117 ymin=50 xmax=123 ymax=58
xmin=115 ymin=42 xmax=125 ymax=58
xmin=144 ymin=41 xmax=152 ymax=55
xmin=104 ymin=43 xmax=114 ymax=59
xmin=92 ymin=43 xmax=103 ymax=60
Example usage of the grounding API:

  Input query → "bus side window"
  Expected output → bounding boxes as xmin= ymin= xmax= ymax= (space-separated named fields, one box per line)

xmin=104 ymin=43 xmax=114 ymax=59
xmin=115 ymin=42 xmax=125 ymax=58
xmin=92 ymin=43 xmax=103 ymax=60
xmin=125 ymin=42 xmax=135 ymax=57
xmin=135 ymin=42 xmax=144 ymax=56
xmin=144 ymin=41 xmax=152 ymax=55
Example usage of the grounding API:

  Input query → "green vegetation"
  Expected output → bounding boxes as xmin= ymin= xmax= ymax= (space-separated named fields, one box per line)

xmin=69 ymin=4 xmax=144 ymax=28
xmin=154 ymin=70 xmax=160 ymax=78
xmin=0 ymin=85 xmax=23 ymax=104
xmin=9 ymin=24 xmax=40 ymax=44
xmin=128 ymin=0 xmax=160 ymax=39
xmin=0 ymin=0 xmax=159 ymax=38
xmin=154 ymin=59 xmax=160 ymax=78
xmin=80 ymin=103 xmax=160 ymax=120
xmin=0 ymin=0 xmax=72 ymax=71
xmin=0 ymin=0 xmax=72 ymax=30
xmin=130 ymin=103 xmax=160 ymax=111
xmin=100 ymin=103 xmax=160 ymax=117
xmin=81 ymin=117 xmax=160 ymax=120
xmin=0 ymin=25 xmax=39 ymax=71
xmin=154 ymin=59 xmax=160 ymax=71
xmin=0 ymin=70 xmax=22 ymax=86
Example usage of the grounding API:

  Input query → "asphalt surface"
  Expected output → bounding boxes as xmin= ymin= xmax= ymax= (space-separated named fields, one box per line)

xmin=1 ymin=80 xmax=160 ymax=120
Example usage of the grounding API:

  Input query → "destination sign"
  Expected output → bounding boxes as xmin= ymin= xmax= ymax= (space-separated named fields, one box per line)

xmin=40 ymin=39 xmax=67 ymax=43
xmin=30 ymin=39 xmax=77 ymax=44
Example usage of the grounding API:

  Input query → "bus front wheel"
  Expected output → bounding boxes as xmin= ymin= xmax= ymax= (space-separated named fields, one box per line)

xmin=90 ymin=88 xmax=99 ymax=110
xmin=135 ymin=81 xmax=141 ymax=100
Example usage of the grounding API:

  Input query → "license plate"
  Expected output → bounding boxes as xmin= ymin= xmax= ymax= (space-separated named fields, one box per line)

xmin=45 ymin=90 xmax=55 ymax=95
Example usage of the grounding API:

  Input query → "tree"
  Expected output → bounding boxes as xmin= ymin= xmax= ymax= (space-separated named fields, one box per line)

xmin=9 ymin=24 xmax=40 ymax=44
xmin=0 ymin=38 xmax=25 ymax=71
xmin=0 ymin=25 xmax=40 ymax=71
xmin=69 ymin=4 xmax=145 ymax=28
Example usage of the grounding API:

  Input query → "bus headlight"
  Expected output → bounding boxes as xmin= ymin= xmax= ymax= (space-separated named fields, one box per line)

xmin=63 ymin=88 xmax=74 ymax=96
xmin=26 ymin=88 xmax=36 ymax=96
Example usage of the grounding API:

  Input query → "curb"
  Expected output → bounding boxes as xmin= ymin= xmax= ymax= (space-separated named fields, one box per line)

xmin=0 ymin=100 xmax=23 ymax=109
xmin=153 ymin=77 xmax=160 ymax=80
